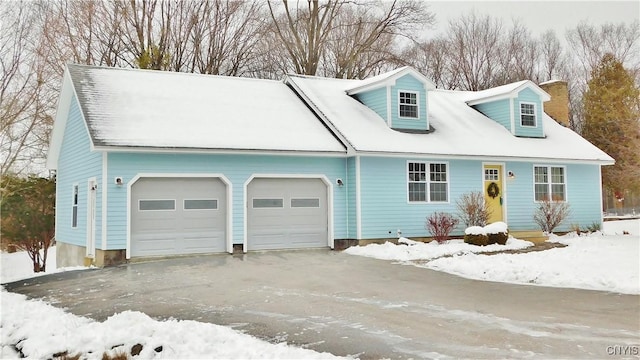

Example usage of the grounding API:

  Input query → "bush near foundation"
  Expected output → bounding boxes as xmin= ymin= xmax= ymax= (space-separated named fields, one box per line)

xmin=426 ymin=212 xmax=459 ymax=243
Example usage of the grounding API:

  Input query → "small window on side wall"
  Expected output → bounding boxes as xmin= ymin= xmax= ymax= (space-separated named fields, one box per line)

xmin=72 ymin=185 xmax=78 ymax=228
xmin=520 ymin=102 xmax=536 ymax=127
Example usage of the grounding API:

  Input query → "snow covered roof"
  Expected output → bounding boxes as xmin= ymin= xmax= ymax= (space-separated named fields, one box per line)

xmin=463 ymin=80 xmax=551 ymax=105
xmin=286 ymin=74 xmax=614 ymax=164
xmin=47 ymin=65 xmax=613 ymax=168
xmin=61 ymin=64 xmax=346 ymax=154
xmin=346 ymin=66 xmax=436 ymax=95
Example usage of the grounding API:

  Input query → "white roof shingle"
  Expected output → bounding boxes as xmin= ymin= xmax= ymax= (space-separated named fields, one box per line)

xmin=286 ymin=74 xmax=614 ymax=164
xmin=66 ymin=64 xmax=346 ymax=153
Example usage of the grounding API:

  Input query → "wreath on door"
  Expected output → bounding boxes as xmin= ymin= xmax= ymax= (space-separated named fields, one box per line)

xmin=487 ymin=182 xmax=500 ymax=199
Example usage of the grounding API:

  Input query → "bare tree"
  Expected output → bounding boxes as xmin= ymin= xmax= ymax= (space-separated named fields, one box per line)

xmin=539 ymin=30 xmax=568 ymax=81
xmin=267 ymin=0 xmax=434 ymax=78
xmin=498 ymin=21 xmax=540 ymax=84
xmin=0 ymin=2 xmax=54 ymax=176
xmin=400 ymin=37 xmax=458 ymax=89
xmin=188 ymin=1 xmax=267 ymax=76
xmin=445 ymin=12 xmax=503 ymax=90
xmin=323 ymin=1 xmax=434 ymax=79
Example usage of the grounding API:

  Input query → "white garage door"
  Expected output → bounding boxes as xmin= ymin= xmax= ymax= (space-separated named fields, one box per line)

xmin=247 ymin=178 xmax=328 ymax=250
xmin=131 ymin=177 xmax=226 ymax=257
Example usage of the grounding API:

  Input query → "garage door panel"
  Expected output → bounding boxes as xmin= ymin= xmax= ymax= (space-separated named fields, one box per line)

xmin=248 ymin=178 xmax=328 ymax=251
xmin=131 ymin=177 xmax=227 ymax=257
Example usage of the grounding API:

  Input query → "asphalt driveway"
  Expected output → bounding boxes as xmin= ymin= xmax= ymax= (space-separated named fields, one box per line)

xmin=4 ymin=250 xmax=639 ymax=359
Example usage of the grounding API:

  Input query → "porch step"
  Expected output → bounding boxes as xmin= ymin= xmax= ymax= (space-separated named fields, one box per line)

xmin=510 ymin=230 xmax=548 ymax=244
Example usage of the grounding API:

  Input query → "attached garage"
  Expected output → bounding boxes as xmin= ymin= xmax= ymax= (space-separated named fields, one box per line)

xmin=247 ymin=177 xmax=330 ymax=251
xmin=130 ymin=177 xmax=228 ymax=257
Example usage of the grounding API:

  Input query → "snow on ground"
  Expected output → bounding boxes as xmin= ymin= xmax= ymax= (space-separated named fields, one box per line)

xmin=344 ymin=237 xmax=533 ymax=261
xmin=0 ymin=290 xmax=342 ymax=359
xmin=345 ymin=220 xmax=640 ymax=295
xmin=0 ymin=246 xmax=87 ymax=284
xmin=0 ymin=248 xmax=344 ymax=359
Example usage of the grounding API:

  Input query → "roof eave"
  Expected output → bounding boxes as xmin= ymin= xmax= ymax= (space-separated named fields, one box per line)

xmin=346 ymin=67 xmax=436 ymax=95
xmin=46 ymin=67 xmax=74 ymax=170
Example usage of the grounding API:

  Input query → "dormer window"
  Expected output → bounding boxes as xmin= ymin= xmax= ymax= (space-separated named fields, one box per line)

xmin=520 ymin=102 xmax=536 ymax=127
xmin=399 ymin=91 xmax=418 ymax=118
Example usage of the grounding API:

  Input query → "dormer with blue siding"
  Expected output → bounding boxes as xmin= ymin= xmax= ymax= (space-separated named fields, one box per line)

xmin=465 ymin=80 xmax=551 ymax=138
xmin=346 ymin=67 xmax=436 ymax=132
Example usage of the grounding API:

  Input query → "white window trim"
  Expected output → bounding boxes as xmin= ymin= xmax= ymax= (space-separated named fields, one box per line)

xmin=398 ymin=90 xmax=420 ymax=119
xmin=406 ymin=161 xmax=450 ymax=204
xmin=520 ymin=101 xmax=537 ymax=128
xmin=533 ymin=165 xmax=567 ymax=202
xmin=71 ymin=183 xmax=79 ymax=229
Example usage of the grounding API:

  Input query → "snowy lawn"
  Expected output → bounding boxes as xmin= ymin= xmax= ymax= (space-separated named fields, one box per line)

xmin=344 ymin=219 xmax=640 ymax=295
xmin=1 ymin=248 xmax=344 ymax=359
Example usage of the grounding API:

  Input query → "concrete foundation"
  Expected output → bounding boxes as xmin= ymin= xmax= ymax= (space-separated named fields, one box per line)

xmin=56 ymin=242 xmax=127 ymax=268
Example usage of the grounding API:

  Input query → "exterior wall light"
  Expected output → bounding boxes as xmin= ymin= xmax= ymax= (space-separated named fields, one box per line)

xmin=336 ymin=178 xmax=344 ymax=186
xmin=115 ymin=177 xmax=124 ymax=186
xmin=508 ymin=171 xmax=515 ymax=179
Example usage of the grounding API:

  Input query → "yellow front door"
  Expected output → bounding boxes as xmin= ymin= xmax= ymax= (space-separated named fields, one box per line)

xmin=483 ymin=165 xmax=504 ymax=223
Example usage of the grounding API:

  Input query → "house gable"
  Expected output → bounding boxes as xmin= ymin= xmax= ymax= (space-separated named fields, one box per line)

xmin=467 ymin=81 xmax=550 ymax=138
xmin=347 ymin=67 xmax=435 ymax=132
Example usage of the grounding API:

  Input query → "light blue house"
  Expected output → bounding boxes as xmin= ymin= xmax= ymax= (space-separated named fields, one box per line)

xmin=47 ymin=64 xmax=614 ymax=266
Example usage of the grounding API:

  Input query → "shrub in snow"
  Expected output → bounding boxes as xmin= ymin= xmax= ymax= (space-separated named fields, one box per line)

xmin=425 ymin=212 xmax=459 ymax=243
xmin=533 ymin=198 xmax=571 ymax=233
xmin=456 ymin=191 xmax=492 ymax=227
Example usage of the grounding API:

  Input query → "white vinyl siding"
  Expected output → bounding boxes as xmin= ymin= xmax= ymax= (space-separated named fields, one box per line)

xmin=408 ymin=162 xmax=448 ymax=203
xmin=534 ymin=166 xmax=566 ymax=201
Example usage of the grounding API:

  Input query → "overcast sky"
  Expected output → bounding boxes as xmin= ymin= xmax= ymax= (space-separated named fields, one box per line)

xmin=427 ymin=1 xmax=639 ymax=38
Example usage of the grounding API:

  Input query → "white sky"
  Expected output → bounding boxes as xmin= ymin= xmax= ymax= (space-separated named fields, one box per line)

xmin=427 ymin=1 xmax=639 ymax=38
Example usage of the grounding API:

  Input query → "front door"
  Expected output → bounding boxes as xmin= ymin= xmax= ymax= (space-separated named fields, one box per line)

xmin=483 ymin=165 xmax=504 ymax=223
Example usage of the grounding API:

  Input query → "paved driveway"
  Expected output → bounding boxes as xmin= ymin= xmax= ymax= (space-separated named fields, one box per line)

xmin=5 ymin=250 xmax=639 ymax=359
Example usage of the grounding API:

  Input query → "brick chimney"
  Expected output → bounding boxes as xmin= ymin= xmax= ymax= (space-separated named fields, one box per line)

xmin=539 ymin=80 xmax=569 ymax=127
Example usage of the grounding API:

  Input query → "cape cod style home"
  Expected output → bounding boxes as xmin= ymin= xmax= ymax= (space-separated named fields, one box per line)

xmin=47 ymin=64 xmax=614 ymax=266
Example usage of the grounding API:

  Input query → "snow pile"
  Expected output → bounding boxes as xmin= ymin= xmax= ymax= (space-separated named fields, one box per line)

xmin=0 ymin=290 xmax=344 ymax=359
xmin=464 ymin=222 xmax=508 ymax=235
xmin=426 ymin=231 xmax=639 ymax=294
xmin=0 ymin=246 xmax=87 ymax=284
xmin=345 ymin=220 xmax=640 ymax=295
xmin=344 ymin=237 xmax=533 ymax=262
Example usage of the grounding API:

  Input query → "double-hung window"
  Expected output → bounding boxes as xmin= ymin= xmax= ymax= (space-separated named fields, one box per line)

xmin=408 ymin=162 xmax=448 ymax=202
xmin=399 ymin=91 xmax=418 ymax=118
xmin=534 ymin=166 xmax=566 ymax=201
xmin=520 ymin=102 xmax=536 ymax=127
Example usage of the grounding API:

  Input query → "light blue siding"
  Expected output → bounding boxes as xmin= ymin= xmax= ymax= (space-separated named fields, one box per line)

xmin=473 ymin=99 xmax=511 ymax=132
xmin=346 ymin=157 xmax=357 ymax=238
xmin=354 ymin=88 xmax=387 ymax=123
xmin=390 ymin=74 xmax=428 ymax=130
xmin=505 ymin=162 xmax=602 ymax=231
xmin=106 ymin=153 xmax=348 ymax=249
xmin=357 ymin=157 xmax=603 ymax=238
xmin=55 ymin=95 xmax=103 ymax=248
xmin=358 ymin=157 xmax=480 ymax=238
xmin=513 ymin=88 xmax=544 ymax=138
